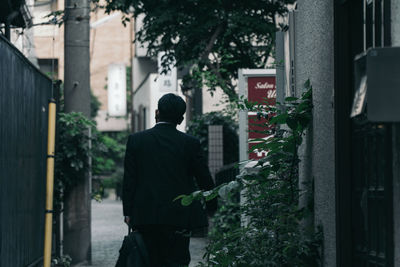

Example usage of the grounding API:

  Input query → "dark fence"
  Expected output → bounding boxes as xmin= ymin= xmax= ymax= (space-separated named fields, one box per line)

xmin=0 ymin=34 xmax=52 ymax=266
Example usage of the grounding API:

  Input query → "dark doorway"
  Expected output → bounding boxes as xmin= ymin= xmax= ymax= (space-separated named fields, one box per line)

xmin=335 ymin=0 xmax=393 ymax=266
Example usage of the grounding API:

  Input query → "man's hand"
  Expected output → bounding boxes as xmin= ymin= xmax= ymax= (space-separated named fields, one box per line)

xmin=124 ymin=216 xmax=130 ymax=225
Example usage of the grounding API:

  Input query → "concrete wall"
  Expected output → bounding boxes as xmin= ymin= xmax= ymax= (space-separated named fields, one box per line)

xmin=134 ymin=14 xmax=148 ymax=57
xmin=295 ymin=1 xmax=336 ymax=266
xmin=132 ymin=57 xmax=157 ymax=92
xmin=34 ymin=0 xmax=64 ymax=78
xmin=392 ymin=0 xmax=400 ymax=46
xmin=391 ymin=1 xmax=400 ymax=265
xmin=132 ymin=71 xmax=152 ymax=130
xmin=202 ymin=88 xmax=228 ymax=114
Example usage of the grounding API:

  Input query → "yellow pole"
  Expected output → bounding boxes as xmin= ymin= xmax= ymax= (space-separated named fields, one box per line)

xmin=43 ymin=99 xmax=57 ymax=267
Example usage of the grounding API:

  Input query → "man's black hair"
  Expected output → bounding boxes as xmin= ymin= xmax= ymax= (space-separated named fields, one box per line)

xmin=158 ymin=93 xmax=186 ymax=125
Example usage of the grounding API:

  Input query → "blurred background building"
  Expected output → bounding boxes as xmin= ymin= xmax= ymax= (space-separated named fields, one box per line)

xmin=31 ymin=0 xmax=132 ymax=131
xmin=5 ymin=0 xmax=227 ymax=134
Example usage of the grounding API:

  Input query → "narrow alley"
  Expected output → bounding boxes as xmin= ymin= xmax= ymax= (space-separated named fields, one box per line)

xmin=3 ymin=0 xmax=400 ymax=266
xmin=77 ymin=199 xmax=207 ymax=267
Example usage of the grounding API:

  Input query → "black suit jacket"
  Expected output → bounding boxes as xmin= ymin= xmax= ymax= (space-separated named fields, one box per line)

xmin=122 ymin=123 xmax=216 ymax=230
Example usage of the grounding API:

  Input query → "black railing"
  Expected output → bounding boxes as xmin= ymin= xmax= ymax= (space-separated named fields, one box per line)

xmin=0 ymin=34 xmax=52 ymax=267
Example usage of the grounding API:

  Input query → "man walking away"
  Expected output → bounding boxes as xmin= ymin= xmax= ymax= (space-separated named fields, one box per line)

xmin=122 ymin=93 xmax=217 ymax=267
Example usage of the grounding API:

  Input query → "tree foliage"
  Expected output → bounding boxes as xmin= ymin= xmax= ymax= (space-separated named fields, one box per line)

xmin=104 ymin=0 xmax=294 ymax=100
xmin=176 ymin=81 xmax=322 ymax=266
xmin=92 ymin=131 xmax=127 ymax=175
xmin=92 ymin=131 xmax=129 ymax=199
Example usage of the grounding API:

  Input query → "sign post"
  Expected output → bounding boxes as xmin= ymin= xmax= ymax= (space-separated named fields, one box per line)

xmin=238 ymin=69 xmax=276 ymax=162
xmin=238 ymin=69 xmax=276 ymax=227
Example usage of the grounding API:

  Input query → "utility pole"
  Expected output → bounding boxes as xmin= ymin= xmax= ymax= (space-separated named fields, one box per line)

xmin=63 ymin=0 xmax=91 ymax=264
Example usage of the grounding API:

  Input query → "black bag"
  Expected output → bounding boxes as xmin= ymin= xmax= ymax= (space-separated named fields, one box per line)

xmin=115 ymin=228 xmax=150 ymax=267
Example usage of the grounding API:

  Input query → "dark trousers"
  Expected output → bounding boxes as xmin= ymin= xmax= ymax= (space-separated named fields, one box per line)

xmin=136 ymin=226 xmax=191 ymax=267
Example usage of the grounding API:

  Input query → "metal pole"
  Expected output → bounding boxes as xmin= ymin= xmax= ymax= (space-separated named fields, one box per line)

xmin=43 ymin=99 xmax=57 ymax=267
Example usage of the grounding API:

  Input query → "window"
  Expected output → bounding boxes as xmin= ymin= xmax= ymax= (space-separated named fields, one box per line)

xmin=364 ymin=0 xmax=387 ymax=50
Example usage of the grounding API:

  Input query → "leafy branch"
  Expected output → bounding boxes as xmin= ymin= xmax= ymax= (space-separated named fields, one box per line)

xmin=176 ymin=80 xmax=313 ymax=206
xmin=176 ymin=80 xmax=322 ymax=266
xmin=104 ymin=0 xmax=295 ymax=100
xmin=54 ymin=112 xmax=98 ymax=208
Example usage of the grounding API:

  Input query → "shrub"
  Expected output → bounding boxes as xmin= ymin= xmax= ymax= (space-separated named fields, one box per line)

xmin=54 ymin=112 xmax=98 ymax=206
xmin=178 ymin=81 xmax=322 ymax=266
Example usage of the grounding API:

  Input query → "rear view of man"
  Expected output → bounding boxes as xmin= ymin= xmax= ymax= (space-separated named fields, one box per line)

xmin=122 ymin=93 xmax=216 ymax=266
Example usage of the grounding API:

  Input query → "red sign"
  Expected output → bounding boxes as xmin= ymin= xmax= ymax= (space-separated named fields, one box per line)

xmin=247 ymin=76 xmax=276 ymax=160
xmin=248 ymin=76 xmax=276 ymax=105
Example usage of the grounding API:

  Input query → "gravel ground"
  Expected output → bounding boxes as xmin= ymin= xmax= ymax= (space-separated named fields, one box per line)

xmin=75 ymin=199 xmax=207 ymax=267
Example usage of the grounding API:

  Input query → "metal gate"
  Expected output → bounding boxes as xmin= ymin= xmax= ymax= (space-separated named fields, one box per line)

xmin=0 ymin=35 xmax=53 ymax=266
xmin=335 ymin=0 xmax=393 ymax=266
xmin=351 ymin=119 xmax=393 ymax=266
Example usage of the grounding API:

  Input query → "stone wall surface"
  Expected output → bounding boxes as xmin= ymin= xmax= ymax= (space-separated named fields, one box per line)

xmin=391 ymin=1 xmax=400 ymax=265
xmin=295 ymin=1 xmax=336 ymax=266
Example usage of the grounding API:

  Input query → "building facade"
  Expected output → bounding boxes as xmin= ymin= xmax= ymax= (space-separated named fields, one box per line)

xmin=31 ymin=0 xmax=133 ymax=131
xmin=277 ymin=0 xmax=400 ymax=266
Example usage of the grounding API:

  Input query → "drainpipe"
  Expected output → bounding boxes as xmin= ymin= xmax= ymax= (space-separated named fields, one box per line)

xmin=43 ymin=99 xmax=57 ymax=267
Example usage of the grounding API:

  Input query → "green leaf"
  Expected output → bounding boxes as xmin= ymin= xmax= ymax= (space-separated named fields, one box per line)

xmin=181 ymin=195 xmax=194 ymax=206
xmin=218 ymin=185 xmax=230 ymax=200
xmin=269 ymin=113 xmax=288 ymax=125
xmin=286 ymin=117 xmax=298 ymax=131
xmin=204 ymin=190 xmax=219 ymax=201
xmin=173 ymin=195 xmax=185 ymax=202
xmin=284 ymin=97 xmax=298 ymax=102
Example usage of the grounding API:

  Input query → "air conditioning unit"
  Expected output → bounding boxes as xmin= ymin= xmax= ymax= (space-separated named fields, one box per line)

xmin=351 ymin=47 xmax=400 ymax=122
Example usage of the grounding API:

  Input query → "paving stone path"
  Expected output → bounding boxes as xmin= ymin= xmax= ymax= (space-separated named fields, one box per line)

xmin=75 ymin=199 xmax=207 ymax=267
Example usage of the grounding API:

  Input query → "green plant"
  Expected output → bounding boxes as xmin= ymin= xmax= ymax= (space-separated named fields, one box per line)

xmin=51 ymin=255 xmax=72 ymax=267
xmin=105 ymin=0 xmax=295 ymax=101
xmin=177 ymin=81 xmax=322 ymax=266
xmin=54 ymin=112 xmax=99 ymax=206
xmin=187 ymin=112 xmax=238 ymax=165
xmin=54 ymin=111 xmax=110 ymax=204
xmin=53 ymin=80 xmax=109 ymax=205
xmin=93 ymin=132 xmax=128 ymax=171
xmin=91 ymin=90 xmax=101 ymax=118
xmin=92 ymin=131 xmax=129 ymax=199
